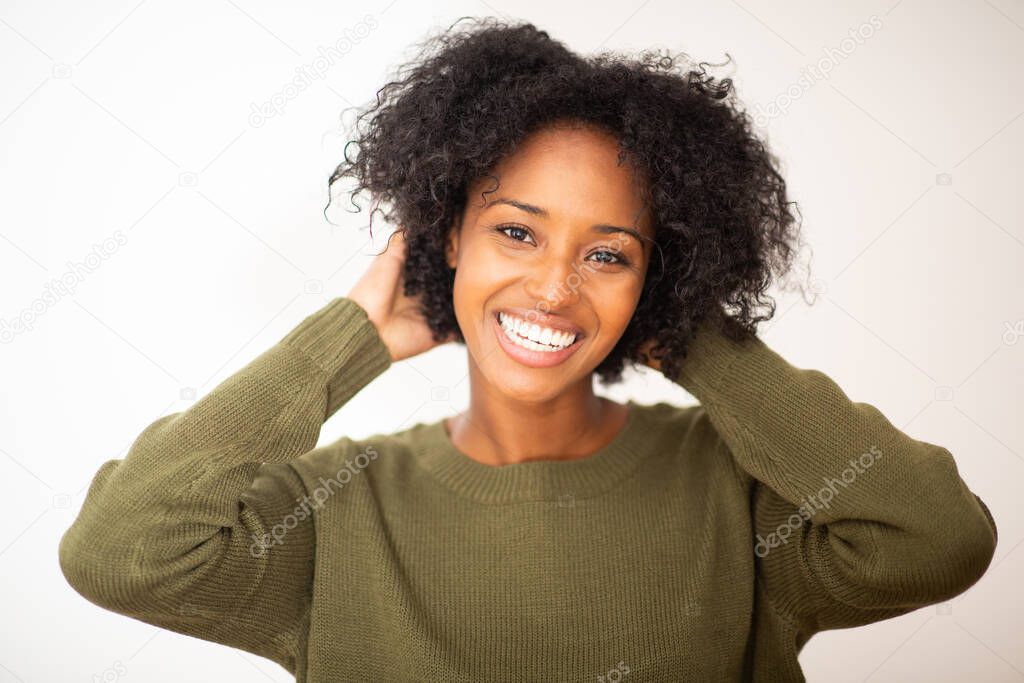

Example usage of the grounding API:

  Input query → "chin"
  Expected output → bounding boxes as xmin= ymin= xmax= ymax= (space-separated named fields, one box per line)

xmin=487 ymin=356 xmax=596 ymax=402
xmin=494 ymin=378 xmax=568 ymax=404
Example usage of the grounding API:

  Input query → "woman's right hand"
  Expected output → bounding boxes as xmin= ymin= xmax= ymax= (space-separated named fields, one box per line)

xmin=347 ymin=229 xmax=456 ymax=363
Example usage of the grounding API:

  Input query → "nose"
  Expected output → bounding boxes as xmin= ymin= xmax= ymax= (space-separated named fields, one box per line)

xmin=523 ymin=250 xmax=584 ymax=310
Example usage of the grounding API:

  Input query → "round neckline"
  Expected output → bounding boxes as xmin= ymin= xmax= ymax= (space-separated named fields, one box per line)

xmin=414 ymin=399 xmax=653 ymax=504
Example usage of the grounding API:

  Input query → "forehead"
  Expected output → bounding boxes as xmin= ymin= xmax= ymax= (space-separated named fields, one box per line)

xmin=469 ymin=123 xmax=652 ymax=234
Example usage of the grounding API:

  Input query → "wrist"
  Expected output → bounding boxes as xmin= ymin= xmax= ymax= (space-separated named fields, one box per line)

xmin=280 ymin=297 xmax=393 ymax=381
xmin=345 ymin=296 xmax=397 ymax=362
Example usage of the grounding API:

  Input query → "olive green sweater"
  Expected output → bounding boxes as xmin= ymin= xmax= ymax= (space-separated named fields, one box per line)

xmin=58 ymin=296 xmax=998 ymax=682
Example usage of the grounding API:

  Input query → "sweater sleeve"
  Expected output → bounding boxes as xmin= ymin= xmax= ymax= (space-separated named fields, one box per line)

xmin=58 ymin=296 xmax=393 ymax=672
xmin=668 ymin=320 xmax=998 ymax=642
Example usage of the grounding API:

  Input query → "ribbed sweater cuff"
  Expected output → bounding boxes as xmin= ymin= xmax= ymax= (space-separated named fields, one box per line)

xmin=279 ymin=297 xmax=393 ymax=417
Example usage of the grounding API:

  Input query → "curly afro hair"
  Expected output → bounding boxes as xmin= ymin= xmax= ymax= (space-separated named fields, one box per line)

xmin=327 ymin=16 xmax=811 ymax=384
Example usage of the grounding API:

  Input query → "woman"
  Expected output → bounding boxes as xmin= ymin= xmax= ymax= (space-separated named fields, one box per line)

xmin=59 ymin=17 xmax=997 ymax=682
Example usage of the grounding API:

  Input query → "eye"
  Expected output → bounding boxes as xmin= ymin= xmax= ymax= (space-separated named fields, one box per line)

xmin=494 ymin=224 xmax=536 ymax=245
xmin=588 ymin=249 xmax=629 ymax=266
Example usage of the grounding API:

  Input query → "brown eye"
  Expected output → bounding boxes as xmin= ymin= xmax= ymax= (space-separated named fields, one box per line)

xmin=589 ymin=249 xmax=628 ymax=266
xmin=494 ymin=224 xmax=535 ymax=245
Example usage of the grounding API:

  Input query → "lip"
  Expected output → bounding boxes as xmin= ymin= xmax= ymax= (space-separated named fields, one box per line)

xmin=492 ymin=311 xmax=585 ymax=368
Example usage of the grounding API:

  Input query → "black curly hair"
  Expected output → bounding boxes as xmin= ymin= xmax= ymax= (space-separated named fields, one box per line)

xmin=326 ymin=16 xmax=812 ymax=384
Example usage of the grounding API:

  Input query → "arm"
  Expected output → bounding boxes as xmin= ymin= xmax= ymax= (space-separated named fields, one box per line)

xmin=58 ymin=297 xmax=393 ymax=672
xmin=664 ymin=320 xmax=997 ymax=640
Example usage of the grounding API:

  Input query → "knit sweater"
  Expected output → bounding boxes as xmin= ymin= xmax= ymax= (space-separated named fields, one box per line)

xmin=58 ymin=296 xmax=998 ymax=682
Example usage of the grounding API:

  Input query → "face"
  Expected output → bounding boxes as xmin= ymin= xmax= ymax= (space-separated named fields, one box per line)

xmin=445 ymin=121 xmax=654 ymax=402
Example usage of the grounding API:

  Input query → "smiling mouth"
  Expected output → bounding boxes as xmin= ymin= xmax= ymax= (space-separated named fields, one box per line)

xmin=494 ymin=311 xmax=584 ymax=352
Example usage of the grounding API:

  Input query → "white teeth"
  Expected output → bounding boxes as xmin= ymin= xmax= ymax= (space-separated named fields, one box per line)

xmin=497 ymin=312 xmax=577 ymax=352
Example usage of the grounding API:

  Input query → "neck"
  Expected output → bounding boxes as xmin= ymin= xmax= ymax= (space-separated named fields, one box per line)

xmin=445 ymin=361 xmax=625 ymax=466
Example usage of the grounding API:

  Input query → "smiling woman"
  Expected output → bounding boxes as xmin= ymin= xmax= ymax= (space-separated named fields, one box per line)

xmin=433 ymin=121 xmax=659 ymax=461
xmin=330 ymin=17 xmax=805 ymax=388
xmin=59 ymin=15 xmax=998 ymax=683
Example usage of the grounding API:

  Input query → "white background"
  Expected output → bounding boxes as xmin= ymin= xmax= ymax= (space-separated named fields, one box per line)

xmin=1 ymin=0 xmax=1022 ymax=681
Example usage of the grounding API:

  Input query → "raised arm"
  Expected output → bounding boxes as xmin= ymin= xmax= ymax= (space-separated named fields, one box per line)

xmin=663 ymin=320 xmax=997 ymax=642
xmin=58 ymin=296 xmax=393 ymax=672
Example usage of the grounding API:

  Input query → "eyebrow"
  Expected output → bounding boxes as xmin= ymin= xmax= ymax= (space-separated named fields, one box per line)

xmin=485 ymin=197 xmax=648 ymax=248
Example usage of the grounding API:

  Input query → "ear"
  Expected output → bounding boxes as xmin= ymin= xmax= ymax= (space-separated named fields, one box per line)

xmin=444 ymin=219 xmax=460 ymax=270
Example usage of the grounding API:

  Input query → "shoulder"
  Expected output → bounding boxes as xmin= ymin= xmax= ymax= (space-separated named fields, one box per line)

xmin=634 ymin=400 xmax=723 ymax=450
xmin=633 ymin=400 xmax=749 ymax=485
xmin=287 ymin=420 xmax=433 ymax=489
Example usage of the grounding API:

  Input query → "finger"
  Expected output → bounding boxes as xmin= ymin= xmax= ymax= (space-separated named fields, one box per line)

xmin=373 ymin=229 xmax=407 ymax=309
xmin=385 ymin=228 xmax=407 ymax=260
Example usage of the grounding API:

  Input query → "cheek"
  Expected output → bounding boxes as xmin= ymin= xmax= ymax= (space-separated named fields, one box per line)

xmin=588 ymin=281 xmax=643 ymax=335
xmin=452 ymin=243 xmax=516 ymax=300
xmin=596 ymin=301 xmax=637 ymax=334
xmin=452 ymin=258 xmax=498 ymax=303
xmin=449 ymin=252 xmax=505 ymax=335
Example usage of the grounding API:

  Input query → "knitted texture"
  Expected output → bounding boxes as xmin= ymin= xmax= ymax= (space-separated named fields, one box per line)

xmin=59 ymin=297 xmax=998 ymax=682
